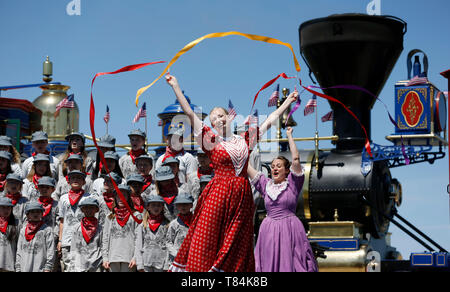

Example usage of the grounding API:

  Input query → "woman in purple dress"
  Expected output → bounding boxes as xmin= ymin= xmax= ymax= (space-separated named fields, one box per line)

xmin=248 ymin=127 xmax=317 ymax=272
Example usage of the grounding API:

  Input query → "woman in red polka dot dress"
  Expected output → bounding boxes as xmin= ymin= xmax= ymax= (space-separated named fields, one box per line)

xmin=165 ymin=73 xmax=298 ymax=272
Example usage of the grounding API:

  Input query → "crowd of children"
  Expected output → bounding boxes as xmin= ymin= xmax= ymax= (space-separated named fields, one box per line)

xmin=0 ymin=112 xmax=317 ymax=272
xmin=0 ymin=129 xmax=202 ymax=272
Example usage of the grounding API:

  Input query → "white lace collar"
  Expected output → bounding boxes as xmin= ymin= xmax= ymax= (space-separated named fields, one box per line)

xmin=265 ymin=179 xmax=289 ymax=201
xmin=219 ymin=135 xmax=248 ymax=176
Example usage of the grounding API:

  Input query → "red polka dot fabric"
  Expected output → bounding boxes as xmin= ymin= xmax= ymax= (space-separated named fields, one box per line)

xmin=172 ymin=125 xmax=256 ymax=272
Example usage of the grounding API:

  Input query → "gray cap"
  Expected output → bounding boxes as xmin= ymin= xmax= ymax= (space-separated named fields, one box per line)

xmin=135 ymin=154 xmax=153 ymax=164
xmin=144 ymin=194 xmax=165 ymax=205
xmin=31 ymin=131 xmax=48 ymax=142
xmin=155 ymin=165 xmax=175 ymax=181
xmin=65 ymin=132 xmax=86 ymax=143
xmin=0 ymin=151 xmax=12 ymax=161
xmin=79 ymin=197 xmax=99 ymax=208
xmin=200 ymin=175 xmax=213 ymax=184
xmin=0 ymin=197 xmax=13 ymax=207
xmin=126 ymin=173 xmax=145 ymax=185
xmin=104 ymin=151 xmax=119 ymax=161
xmin=6 ymin=173 xmax=24 ymax=183
xmin=161 ymin=156 xmax=179 ymax=166
xmin=25 ymin=201 xmax=45 ymax=214
xmin=117 ymin=184 xmax=131 ymax=193
xmin=174 ymin=193 xmax=194 ymax=204
xmin=33 ymin=153 xmax=50 ymax=163
xmin=65 ymin=153 xmax=83 ymax=163
xmin=168 ymin=127 xmax=184 ymax=137
xmin=67 ymin=170 xmax=87 ymax=179
xmin=128 ymin=129 xmax=146 ymax=138
xmin=37 ymin=176 xmax=56 ymax=187
xmin=97 ymin=134 xmax=116 ymax=148
xmin=101 ymin=172 xmax=122 ymax=184
xmin=0 ymin=136 xmax=13 ymax=147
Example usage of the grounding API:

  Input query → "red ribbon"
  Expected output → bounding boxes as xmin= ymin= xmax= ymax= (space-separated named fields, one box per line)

xmin=251 ymin=73 xmax=297 ymax=110
xmin=301 ymin=85 xmax=373 ymax=158
xmin=251 ymin=73 xmax=373 ymax=157
xmin=89 ymin=61 xmax=165 ymax=224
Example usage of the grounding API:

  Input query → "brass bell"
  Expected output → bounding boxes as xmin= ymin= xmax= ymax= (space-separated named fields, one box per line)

xmin=279 ymin=88 xmax=297 ymax=128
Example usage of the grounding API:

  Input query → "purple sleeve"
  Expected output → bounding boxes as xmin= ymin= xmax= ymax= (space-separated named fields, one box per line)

xmin=287 ymin=167 xmax=305 ymax=199
xmin=250 ymin=172 xmax=270 ymax=198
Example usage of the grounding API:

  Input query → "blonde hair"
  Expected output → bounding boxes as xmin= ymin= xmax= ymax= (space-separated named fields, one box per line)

xmin=209 ymin=107 xmax=228 ymax=127
xmin=142 ymin=208 xmax=168 ymax=229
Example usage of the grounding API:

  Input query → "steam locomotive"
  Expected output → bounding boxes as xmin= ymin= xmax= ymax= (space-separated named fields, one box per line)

xmin=255 ymin=14 xmax=449 ymax=272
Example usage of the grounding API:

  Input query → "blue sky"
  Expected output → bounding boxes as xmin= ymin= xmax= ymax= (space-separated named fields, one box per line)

xmin=1 ymin=0 xmax=449 ymax=258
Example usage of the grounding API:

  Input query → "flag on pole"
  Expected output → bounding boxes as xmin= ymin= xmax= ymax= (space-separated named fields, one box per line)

xmin=133 ymin=102 xmax=147 ymax=123
xmin=228 ymin=99 xmax=236 ymax=120
xmin=304 ymin=95 xmax=317 ymax=116
xmin=54 ymin=94 xmax=75 ymax=117
xmin=406 ymin=75 xmax=429 ymax=86
xmin=103 ymin=105 xmax=110 ymax=124
xmin=244 ymin=109 xmax=258 ymax=126
xmin=321 ymin=110 xmax=333 ymax=122
xmin=268 ymin=84 xmax=280 ymax=107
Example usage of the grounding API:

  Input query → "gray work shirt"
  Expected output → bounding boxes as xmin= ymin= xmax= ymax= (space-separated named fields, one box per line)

xmin=15 ymin=223 xmax=55 ymax=272
xmin=57 ymin=193 xmax=95 ymax=247
xmin=102 ymin=212 xmax=141 ymax=264
xmin=69 ymin=223 xmax=103 ymax=272
xmin=135 ymin=220 xmax=170 ymax=271
xmin=0 ymin=219 xmax=18 ymax=272
xmin=166 ymin=217 xmax=190 ymax=265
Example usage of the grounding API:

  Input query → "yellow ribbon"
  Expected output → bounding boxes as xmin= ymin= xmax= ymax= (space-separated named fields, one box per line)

xmin=135 ymin=31 xmax=301 ymax=106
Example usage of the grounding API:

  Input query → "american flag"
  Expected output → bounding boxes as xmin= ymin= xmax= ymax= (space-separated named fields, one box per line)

xmin=133 ymin=102 xmax=147 ymax=123
xmin=321 ymin=110 xmax=333 ymax=122
xmin=304 ymin=95 xmax=317 ymax=116
xmin=54 ymin=94 xmax=75 ymax=117
xmin=268 ymin=84 xmax=280 ymax=107
xmin=103 ymin=105 xmax=110 ymax=124
xmin=406 ymin=75 xmax=429 ymax=86
xmin=244 ymin=109 xmax=258 ymax=126
xmin=228 ymin=100 xmax=236 ymax=120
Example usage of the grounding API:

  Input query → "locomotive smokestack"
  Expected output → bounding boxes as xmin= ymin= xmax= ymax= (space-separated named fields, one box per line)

xmin=299 ymin=14 xmax=406 ymax=152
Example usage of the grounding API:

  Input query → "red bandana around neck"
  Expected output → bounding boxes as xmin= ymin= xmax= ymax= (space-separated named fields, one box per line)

xmin=114 ymin=206 xmax=131 ymax=227
xmin=6 ymin=193 xmax=21 ymax=206
xmin=178 ymin=213 xmax=193 ymax=227
xmin=129 ymin=149 xmax=145 ymax=164
xmin=0 ymin=174 xmax=5 ymax=192
xmin=131 ymin=195 xmax=144 ymax=213
xmin=38 ymin=196 xmax=53 ymax=217
xmin=102 ymin=192 xmax=115 ymax=210
xmin=32 ymin=174 xmax=42 ymax=190
xmin=81 ymin=217 xmax=98 ymax=243
xmin=148 ymin=213 xmax=163 ymax=232
xmin=0 ymin=216 xmax=9 ymax=234
xmin=142 ymin=174 xmax=153 ymax=192
xmin=68 ymin=189 xmax=84 ymax=206
xmin=25 ymin=221 xmax=44 ymax=241
xmin=161 ymin=146 xmax=184 ymax=163
xmin=159 ymin=183 xmax=178 ymax=205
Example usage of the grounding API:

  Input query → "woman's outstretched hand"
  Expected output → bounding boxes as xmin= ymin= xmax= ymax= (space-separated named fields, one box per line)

xmin=286 ymin=126 xmax=294 ymax=137
xmin=165 ymin=73 xmax=179 ymax=88
xmin=286 ymin=89 xmax=299 ymax=105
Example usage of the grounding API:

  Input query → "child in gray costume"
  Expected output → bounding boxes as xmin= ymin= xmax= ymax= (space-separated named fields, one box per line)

xmin=135 ymin=194 xmax=169 ymax=272
xmin=15 ymin=201 xmax=55 ymax=272
xmin=69 ymin=197 xmax=103 ymax=272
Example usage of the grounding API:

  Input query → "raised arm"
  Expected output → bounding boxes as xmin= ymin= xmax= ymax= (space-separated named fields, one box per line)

xmin=165 ymin=74 xmax=203 ymax=134
xmin=286 ymin=127 xmax=302 ymax=174
xmin=259 ymin=90 xmax=298 ymax=136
